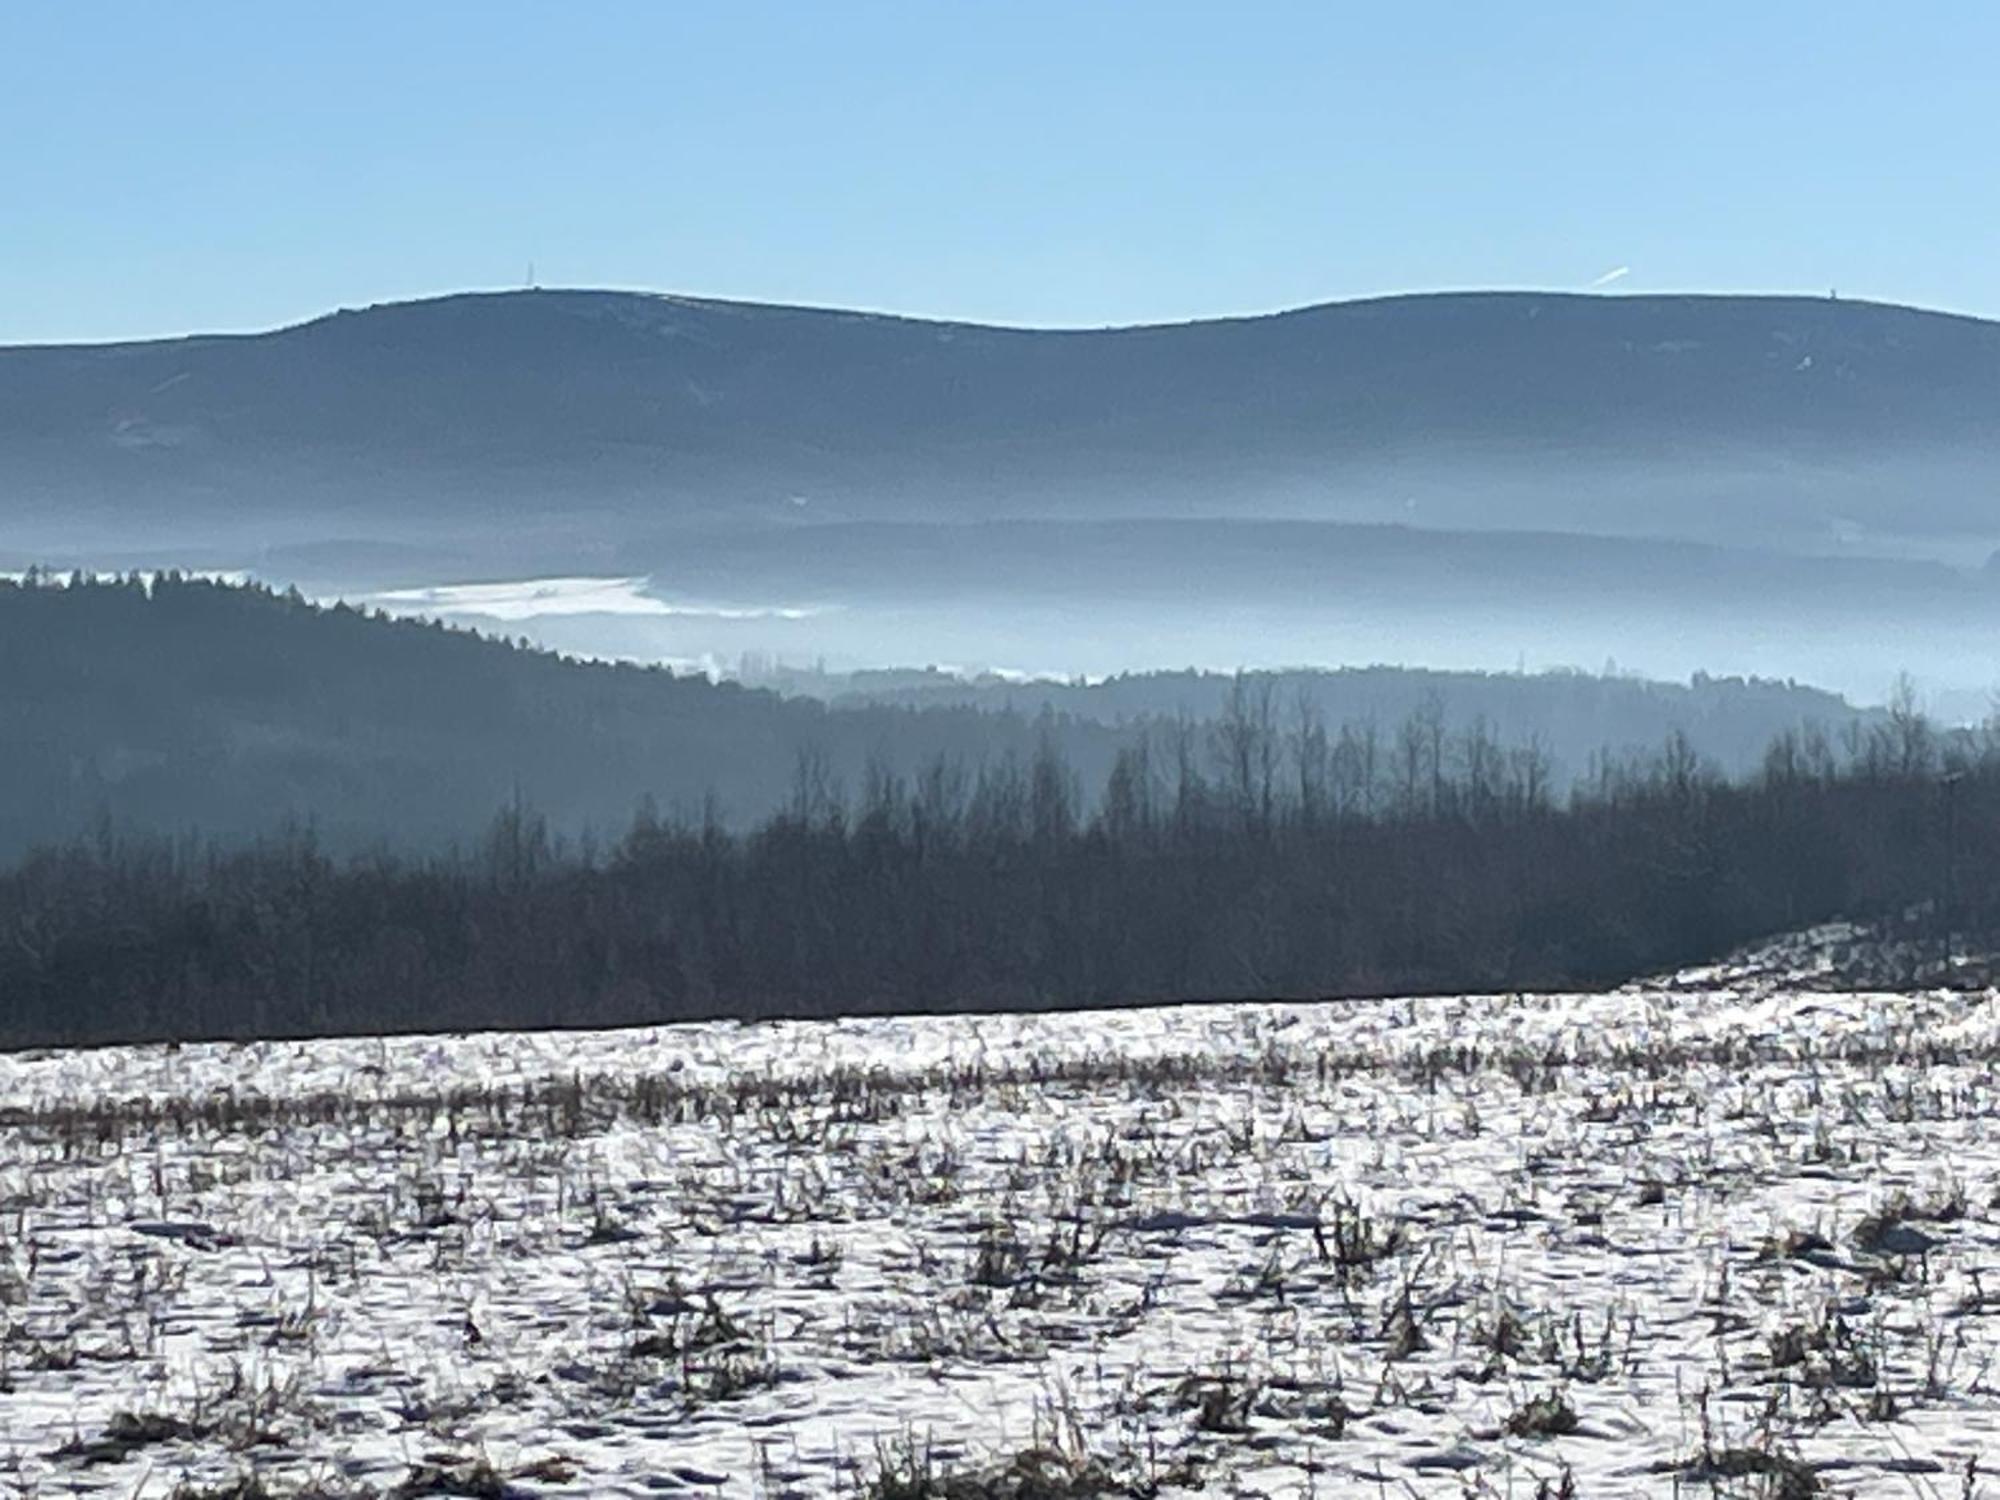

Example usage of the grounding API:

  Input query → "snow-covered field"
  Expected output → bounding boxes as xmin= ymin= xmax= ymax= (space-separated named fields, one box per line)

xmin=3 ymin=964 xmax=1998 ymax=1497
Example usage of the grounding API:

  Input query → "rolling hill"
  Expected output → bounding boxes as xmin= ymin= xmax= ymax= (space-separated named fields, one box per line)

xmin=7 ymin=289 xmax=2000 ymax=565
xmin=0 ymin=573 xmax=1890 ymax=859
xmin=0 ymin=573 xmax=1131 ymax=856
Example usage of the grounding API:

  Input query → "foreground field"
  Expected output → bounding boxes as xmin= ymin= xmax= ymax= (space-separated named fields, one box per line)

xmin=2 ymin=963 xmax=1998 ymax=1497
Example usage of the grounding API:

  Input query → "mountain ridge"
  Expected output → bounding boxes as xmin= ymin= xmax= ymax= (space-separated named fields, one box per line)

xmin=16 ymin=285 xmax=1998 ymax=349
xmin=8 ymin=286 xmax=2000 ymax=565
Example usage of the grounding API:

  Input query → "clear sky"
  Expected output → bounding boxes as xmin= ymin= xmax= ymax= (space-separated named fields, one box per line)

xmin=5 ymin=0 xmax=1996 ymax=343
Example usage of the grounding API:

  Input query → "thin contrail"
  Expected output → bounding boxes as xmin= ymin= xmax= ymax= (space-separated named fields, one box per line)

xmin=1588 ymin=266 xmax=1631 ymax=289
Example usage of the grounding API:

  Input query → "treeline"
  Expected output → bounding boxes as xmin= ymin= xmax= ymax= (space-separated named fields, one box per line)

xmin=0 ymin=679 xmax=1989 ymax=1048
xmin=762 ymin=659 xmax=1881 ymax=789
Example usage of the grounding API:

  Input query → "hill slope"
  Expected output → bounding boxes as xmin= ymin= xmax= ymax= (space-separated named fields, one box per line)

xmin=0 ymin=574 xmax=1127 ymax=856
xmin=7 ymin=289 xmax=2000 ymax=562
xmin=0 ymin=574 xmax=1886 ymax=858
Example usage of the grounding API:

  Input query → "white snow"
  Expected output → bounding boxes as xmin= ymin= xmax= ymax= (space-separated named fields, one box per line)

xmin=1 ymin=967 xmax=1996 ymax=1495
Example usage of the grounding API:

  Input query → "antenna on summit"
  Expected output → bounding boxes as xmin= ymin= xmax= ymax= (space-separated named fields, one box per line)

xmin=525 ymin=261 xmax=538 ymax=290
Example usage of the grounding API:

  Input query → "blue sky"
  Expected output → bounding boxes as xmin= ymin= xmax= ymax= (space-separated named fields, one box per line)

xmin=4 ymin=1 xmax=1995 ymax=342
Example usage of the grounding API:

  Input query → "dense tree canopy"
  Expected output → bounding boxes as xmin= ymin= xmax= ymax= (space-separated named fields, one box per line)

xmin=0 ymin=673 xmax=1985 ymax=1048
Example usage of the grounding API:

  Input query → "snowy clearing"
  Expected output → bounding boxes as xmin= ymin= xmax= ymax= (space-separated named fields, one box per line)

xmin=2 ymin=969 xmax=1998 ymax=1497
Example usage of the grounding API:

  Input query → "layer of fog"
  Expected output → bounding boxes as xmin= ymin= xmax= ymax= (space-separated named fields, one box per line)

xmin=354 ymin=572 xmax=1996 ymax=723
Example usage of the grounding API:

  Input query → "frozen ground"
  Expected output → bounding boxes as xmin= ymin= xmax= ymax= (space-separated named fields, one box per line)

xmin=1 ymin=957 xmax=1998 ymax=1496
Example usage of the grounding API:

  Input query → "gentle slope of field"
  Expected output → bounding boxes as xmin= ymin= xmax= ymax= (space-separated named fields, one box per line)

xmin=1 ymin=958 xmax=1995 ymax=1496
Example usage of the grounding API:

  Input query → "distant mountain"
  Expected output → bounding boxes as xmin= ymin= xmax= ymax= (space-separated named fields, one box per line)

xmin=7 ymin=289 xmax=2000 ymax=563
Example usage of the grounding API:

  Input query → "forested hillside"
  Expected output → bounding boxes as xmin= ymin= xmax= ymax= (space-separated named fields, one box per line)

xmin=0 ymin=685 xmax=1982 ymax=1047
xmin=11 ymin=289 xmax=2000 ymax=561
xmin=773 ymin=659 xmax=1880 ymax=784
xmin=0 ymin=574 xmax=1892 ymax=858
xmin=0 ymin=572 xmax=1126 ymax=855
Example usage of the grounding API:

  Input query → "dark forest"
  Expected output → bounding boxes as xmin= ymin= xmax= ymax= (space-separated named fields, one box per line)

xmin=0 ymin=665 xmax=1979 ymax=1048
